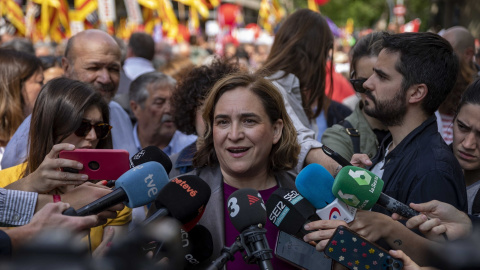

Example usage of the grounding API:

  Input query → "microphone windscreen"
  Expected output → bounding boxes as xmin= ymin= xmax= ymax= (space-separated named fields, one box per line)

xmin=131 ymin=146 xmax=173 ymax=174
xmin=227 ymin=188 xmax=266 ymax=232
xmin=115 ymin=161 xmax=170 ymax=208
xmin=333 ymin=166 xmax=384 ymax=210
xmin=295 ymin=163 xmax=336 ymax=209
xmin=155 ymin=175 xmax=211 ymax=227
xmin=266 ymin=188 xmax=318 ymax=237
xmin=182 ymin=225 xmax=214 ymax=267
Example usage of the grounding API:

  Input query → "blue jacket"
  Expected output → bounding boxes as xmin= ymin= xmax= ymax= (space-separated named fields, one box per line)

xmin=370 ymin=116 xmax=467 ymax=214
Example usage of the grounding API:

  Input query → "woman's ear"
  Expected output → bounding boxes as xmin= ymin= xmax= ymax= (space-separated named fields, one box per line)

xmin=272 ymin=119 xmax=283 ymax=144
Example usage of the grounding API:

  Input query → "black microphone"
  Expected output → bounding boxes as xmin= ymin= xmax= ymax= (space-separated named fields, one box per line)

xmin=130 ymin=146 xmax=172 ymax=173
xmin=266 ymin=187 xmax=319 ymax=239
xmin=139 ymin=175 xmax=211 ymax=232
xmin=63 ymin=161 xmax=169 ymax=216
xmin=107 ymin=146 xmax=173 ymax=187
xmin=228 ymin=188 xmax=273 ymax=270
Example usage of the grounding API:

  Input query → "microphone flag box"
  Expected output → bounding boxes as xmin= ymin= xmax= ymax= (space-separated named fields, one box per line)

xmin=316 ymin=198 xmax=356 ymax=223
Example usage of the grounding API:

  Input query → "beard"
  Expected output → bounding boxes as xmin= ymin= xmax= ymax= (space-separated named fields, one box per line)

xmin=91 ymin=82 xmax=116 ymax=102
xmin=363 ymin=89 xmax=407 ymax=127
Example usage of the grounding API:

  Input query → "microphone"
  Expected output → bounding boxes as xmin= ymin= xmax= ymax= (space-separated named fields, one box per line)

xmin=295 ymin=163 xmax=357 ymax=223
xmin=333 ymin=166 xmax=420 ymax=218
xmin=149 ymin=224 xmax=214 ymax=267
xmin=63 ymin=161 xmax=169 ymax=216
xmin=181 ymin=225 xmax=214 ymax=267
xmin=227 ymin=188 xmax=273 ymax=270
xmin=130 ymin=146 xmax=172 ymax=174
xmin=266 ymin=187 xmax=319 ymax=238
xmin=107 ymin=146 xmax=173 ymax=187
xmin=141 ymin=175 xmax=211 ymax=232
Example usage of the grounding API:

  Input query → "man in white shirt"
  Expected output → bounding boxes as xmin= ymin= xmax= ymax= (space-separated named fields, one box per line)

xmin=1 ymin=29 xmax=137 ymax=169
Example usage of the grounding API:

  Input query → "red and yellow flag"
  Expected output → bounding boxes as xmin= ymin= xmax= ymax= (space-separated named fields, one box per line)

xmin=258 ymin=0 xmax=285 ymax=33
xmin=0 ymin=0 xmax=26 ymax=35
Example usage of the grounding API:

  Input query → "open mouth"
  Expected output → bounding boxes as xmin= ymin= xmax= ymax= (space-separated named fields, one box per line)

xmin=227 ymin=147 xmax=249 ymax=153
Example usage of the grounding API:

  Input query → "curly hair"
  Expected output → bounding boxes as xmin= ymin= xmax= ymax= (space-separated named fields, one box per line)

xmin=194 ymin=72 xmax=300 ymax=172
xmin=172 ymin=59 xmax=240 ymax=135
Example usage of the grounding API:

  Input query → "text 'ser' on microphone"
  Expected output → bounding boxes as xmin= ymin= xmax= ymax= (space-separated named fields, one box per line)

xmin=107 ymin=146 xmax=173 ymax=187
xmin=266 ymin=187 xmax=319 ymax=239
xmin=180 ymin=225 xmax=214 ymax=268
xmin=141 ymin=175 xmax=211 ymax=232
xmin=227 ymin=188 xmax=273 ymax=270
xmin=333 ymin=166 xmax=420 ymax=218
xmin=296 ymin=163 xmax=357 ymax=223
xmin=63 ymin=161 xmax=169 ymax=216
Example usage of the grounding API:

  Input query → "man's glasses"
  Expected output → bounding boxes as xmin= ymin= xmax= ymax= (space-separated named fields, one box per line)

xmin=349 ymin=78 xmax=368 ymax=94
xmin=74 ymin=120 xmax=112 ymax=139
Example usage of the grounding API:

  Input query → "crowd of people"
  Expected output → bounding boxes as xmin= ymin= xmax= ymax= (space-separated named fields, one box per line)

xmin=1 ymin=7 xmax=480 ymax=270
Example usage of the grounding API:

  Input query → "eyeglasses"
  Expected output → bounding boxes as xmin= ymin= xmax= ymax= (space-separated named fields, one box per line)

xmin=74 ymin=120 xmax=112 ymax=139
xmin=349 ymin=78 xmax=368 ymax=94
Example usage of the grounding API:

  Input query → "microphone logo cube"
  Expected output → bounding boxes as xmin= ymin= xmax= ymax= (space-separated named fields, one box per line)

xmin=348 ymin=169 xmax=372 ymax=186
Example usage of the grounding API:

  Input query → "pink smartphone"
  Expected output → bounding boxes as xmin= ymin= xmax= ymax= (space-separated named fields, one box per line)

xmin=59 ymin=149 xmax=130 ymax=181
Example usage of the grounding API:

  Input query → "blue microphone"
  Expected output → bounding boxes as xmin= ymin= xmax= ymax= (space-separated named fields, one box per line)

xmin=64 ymin=161 xmax=169 ymax=216
xmin=295 ymin=163 xmax=356 ymax=223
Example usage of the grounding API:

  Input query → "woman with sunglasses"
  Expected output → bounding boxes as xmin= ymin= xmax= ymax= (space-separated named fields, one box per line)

xmin=321 ymin=32 xmax=389 ymax=161
xmin=0 ymin=77 xmax=131 ymax=251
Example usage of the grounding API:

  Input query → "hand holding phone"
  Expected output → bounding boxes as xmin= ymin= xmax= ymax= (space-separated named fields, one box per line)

xmin=324 ymin=225 xmax=403 ymax=270
xmin=59 ymin=149 xmax=130 ymax=180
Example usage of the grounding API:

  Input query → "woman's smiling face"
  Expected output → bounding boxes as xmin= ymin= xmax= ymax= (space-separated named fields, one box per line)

xmin=212 ymin=87 xmax=283 ymax=179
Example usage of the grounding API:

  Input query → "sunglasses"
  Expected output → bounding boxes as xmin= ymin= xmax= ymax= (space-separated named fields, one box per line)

xmin=349 ymin=78 xmax=368 ymax=94
xmin=74 ymin=120 xmax=112 ymax=139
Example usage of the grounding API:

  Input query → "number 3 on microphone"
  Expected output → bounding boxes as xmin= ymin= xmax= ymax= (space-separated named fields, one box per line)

xmin=228 ymin=197 xmax=240 ymax=217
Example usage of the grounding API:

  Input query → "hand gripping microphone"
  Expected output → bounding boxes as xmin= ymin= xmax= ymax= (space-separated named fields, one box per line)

xmin=140 ymin=175 xmax=211 ymax=232
xmin=106 ymin=146 xmax=173 ymax=187
xmin=296 ymin=163 xmax=357 ymax=223
xmin=209 ymin=188 xmax=273 ymax=270
xmin=333 ymin=166 xmax=420 ymax=218
xmin=63 ymin=161 xmax=169 ymax=216
xmin=266 ymin=187 xmax=319 ymax=238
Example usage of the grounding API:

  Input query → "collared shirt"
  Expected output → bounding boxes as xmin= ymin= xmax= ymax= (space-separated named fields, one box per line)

xmin=0 ymin=188 xmax=37 ymax=227
xmin=132 ymin=123 xmax=197 ymax=156
xmin=123 ymin=57 xmax=155 ymax=80
xmin=1 ymin=101 xmax=137 ymax=169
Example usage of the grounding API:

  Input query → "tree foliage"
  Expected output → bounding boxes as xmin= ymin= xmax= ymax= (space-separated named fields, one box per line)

xmin=291 ymin=0 xmax=431 ymax=31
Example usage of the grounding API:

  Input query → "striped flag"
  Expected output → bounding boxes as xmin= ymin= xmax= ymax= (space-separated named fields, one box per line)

xmin=0 ymin=0 xmax=26 ymax=34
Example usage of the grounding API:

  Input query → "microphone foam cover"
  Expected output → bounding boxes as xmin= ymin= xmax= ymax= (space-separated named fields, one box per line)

xmin=155 ymin=175 xmax=211 ymax=225
xmin=182 ymin=225 xmax=214 ymax=266
xmin=332 ymin=166 xmax=384 ymax=210
xmin=227 ymin=188 xmax=266 ymax=232
xmin=266 ymin=188 xmax=318 ymax=236
xmin=295 ymin=163 xmax=336 ymax=209
xmin=115 ymin=161 xmax=169 ymax=208
xmin=131 ymin=146 xmax=173 ymax=174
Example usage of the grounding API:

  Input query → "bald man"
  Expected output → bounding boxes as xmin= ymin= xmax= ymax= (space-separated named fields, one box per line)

xmin=1 ymin=30 xmax=137 ymax=169
xmin=436 ymin=26 xmax=479 ymax=144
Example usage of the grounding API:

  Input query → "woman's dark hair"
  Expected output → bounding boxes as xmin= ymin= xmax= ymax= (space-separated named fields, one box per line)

xmin=24 ymin=77 xmax=112 ymax=176
xmin=172 ymin=59 xmax=240 ymax=134
xmin=349 ymin=32 xmax=384 ymax=79
xmin=0 ymin=49 xmax=43 ymax=144
xmin=258 ymin=9 xmax=334 ymax=119
xmin=194 ymin=72 xmax=300 ymax=173
xmin=455 ymin=77 xmax=480 ymax=119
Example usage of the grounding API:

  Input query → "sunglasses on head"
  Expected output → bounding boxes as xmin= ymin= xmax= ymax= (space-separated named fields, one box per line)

xmin=74 ymin=119 xmax=112 ymax=139
xmin=349 ymin=78 xmax=368 ymax=94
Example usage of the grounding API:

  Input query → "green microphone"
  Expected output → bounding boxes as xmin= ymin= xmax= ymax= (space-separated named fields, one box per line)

xmin=332 ymin=166 xmax=420 ymax=218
